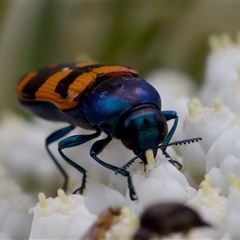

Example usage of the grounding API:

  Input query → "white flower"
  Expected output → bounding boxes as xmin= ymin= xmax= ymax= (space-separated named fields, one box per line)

xmin=105 ymin=207 xmax=137 ymax=240
xmin=126 ymin=156 xmax=197 ymax=214
xmin=180 ymin=98 xmax=236 ymax=187
xmin=161 ymin=231 xmax=215 ymax=240
xmin=0 ymin=113 xmax=65 ymax=195
xmin=201 ymin=33 xmax=240 ymax=106
xmin=148 ymin=69 xmax=197 ymax=110
xmin=223 ymin=174 xmax=240 ymax=239
xmin=187 ymin=175 xmax=227 ymax=238
xmin=0 ymin=162 xmax=34 ymax=239
xmin=148 ymin=70 xmax=197 ymax=142
xmin=217 ymin=68 xmax=240 ymax=115
xmin=81 ymin=180 xmax=125 ymax=215
xmin=29 ymin=189 xmax=97 ymax=239
xmin=206 ymin=118 xmax=240 ymax=195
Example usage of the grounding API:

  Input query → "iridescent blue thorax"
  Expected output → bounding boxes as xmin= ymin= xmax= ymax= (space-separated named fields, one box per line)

xmin=81 ymin=76 xmax=162 ymax=137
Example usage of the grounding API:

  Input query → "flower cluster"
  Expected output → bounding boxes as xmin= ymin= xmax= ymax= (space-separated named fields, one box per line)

xmin=1 ymin=33 xmax=240 ymax=239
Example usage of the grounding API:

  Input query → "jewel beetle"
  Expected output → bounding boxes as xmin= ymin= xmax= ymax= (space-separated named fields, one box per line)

xmin=133 ymin=202 xmax=210 ymax=239
xmin=17 ymin=62 xmax=201 ymax=200
xmin=82 ymin=205 xmax=122 ymax=240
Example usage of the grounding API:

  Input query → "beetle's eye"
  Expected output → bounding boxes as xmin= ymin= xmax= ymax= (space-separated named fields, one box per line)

xmin=120 ymin=117 xmax=139 ymax=151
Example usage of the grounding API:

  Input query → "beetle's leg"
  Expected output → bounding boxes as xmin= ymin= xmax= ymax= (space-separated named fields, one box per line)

xmin=160 ymin=111 xmax=183 ymax=169
xmin=161 ymin=111 xmax=202 ymax=170
xmin=161 ymin=110 xmax=178 ymax=151
xmin=90 ymin=136 xmax=138 ymax=201
xmin=115 ymin=155 xmax=139 ymax=173
xmin=46 ymin=125 xmax=75 ymax=191
xmin=161 ymin=112 xmax=202 ymax=149
xmin=161 ymin=149 xmax=182 ymax=171
xmin=168 ymin=159 xmax=182 ymax=171
xmin=58 ymin=129 xmax=101 ymax=194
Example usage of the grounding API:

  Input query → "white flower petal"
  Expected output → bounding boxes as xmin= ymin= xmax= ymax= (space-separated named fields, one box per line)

xmin=181 ymin=100 xmax=235 ymax=186
xmin=126 ymin=160 xmax=196 ymax=214
xmin=225 ymin=176 xmax=240 ymax=239
xmin=207 ymin=168 xmax=227 ymax=195
xmin=187 ymin=176 xmax=227 ymax=238
xmin=82 ymin=181 xmax=125 ymax=215
xmin=29 ymin=192 xmax=97 ymax=239
xmin=206 ymin=119 xmax=240 ymax=194
xmin=201 ymin=36 xmax=240 ymax=105
xmin=0 ymin=163 xmax=34 ymax=239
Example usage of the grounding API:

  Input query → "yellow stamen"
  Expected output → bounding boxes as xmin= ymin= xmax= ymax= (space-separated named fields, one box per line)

xmin=202 ymin=181 xmax=210 ymax=197
xmin=57 ymin=189 xmax=69 ymax=204
xmin=121 ymin=207 xmax=130 ymax=218
xmin=187 ymin=101 xmax=195 ymax=118
xmin=213 ymin=97 xmax=222 ymax=112
xmin=231 ymin=118 xmax=240 ymax=126
xmin=192 ymin=98 xmax=202 ymax=107
xmin=38 ymin=192 xmax=47 ymax=209
xmin=229 ymin=173 xmax=240 ymax=188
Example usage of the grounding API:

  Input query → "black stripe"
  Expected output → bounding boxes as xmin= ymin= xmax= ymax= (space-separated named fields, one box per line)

xmin=21 ymin=67 xmax=59 ymax=100
xmin=21 ymin=63 xmax=77 ymax=100
xmin=55 ymin=63 xmax=106 ymax=98
xmin=55 ymin=70 xmax=84 ymax=98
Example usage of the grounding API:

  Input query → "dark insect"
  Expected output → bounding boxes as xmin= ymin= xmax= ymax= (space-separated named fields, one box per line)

xmin=17 ymin=62 xmax=201 ymax=200
xmin=133 ymin=202 xmax=210 ymax=239
xmin=82 ymin=206 xmax=121 ymax=240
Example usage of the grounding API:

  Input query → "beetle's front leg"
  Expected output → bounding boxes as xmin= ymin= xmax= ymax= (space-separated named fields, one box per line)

xmin=90 ymin=136 xmax=138 ymax=201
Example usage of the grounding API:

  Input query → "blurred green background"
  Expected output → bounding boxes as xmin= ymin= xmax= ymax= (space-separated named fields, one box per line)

xmin=1 ymin=1 xmax=240 ymax=115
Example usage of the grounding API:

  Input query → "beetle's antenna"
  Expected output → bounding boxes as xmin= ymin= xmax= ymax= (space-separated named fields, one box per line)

xmin=159 ymin=137 xmax=202 ymax=149
xmin=158 ymin=137 xmax=201 ymax=171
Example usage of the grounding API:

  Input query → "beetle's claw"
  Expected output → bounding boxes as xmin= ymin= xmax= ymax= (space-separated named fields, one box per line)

xmin=168 ymin=159 xmax=182 ymax=171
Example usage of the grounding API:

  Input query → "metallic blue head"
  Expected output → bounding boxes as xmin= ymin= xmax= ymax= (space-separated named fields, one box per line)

xmin=116 ymin=104 xmax=168 ymax=164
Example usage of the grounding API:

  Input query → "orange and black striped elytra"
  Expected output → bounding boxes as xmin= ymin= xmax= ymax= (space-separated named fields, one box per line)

xmin=17 ymin=62 xmax=138 ymax=110
xmin=17 ymin=61 xmax=201 ymax=200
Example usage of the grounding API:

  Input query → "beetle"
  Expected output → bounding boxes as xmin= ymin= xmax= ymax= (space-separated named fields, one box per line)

xmin=133 ymin=202 xmax=210 ymax=239
xmin=17 ymin=62 xmax=201 ymax=200
xmin=82 ymin=205 xmax=122 ymax=240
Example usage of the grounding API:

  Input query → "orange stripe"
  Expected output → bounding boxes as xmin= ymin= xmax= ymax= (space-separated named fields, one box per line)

xmin=17 ymin=71 xmax=38 ymax=96
xmin=92 ymin=66 xmax=138 ymax=75
xmin=75 ymin=61 xmax=97 ymax=68
xmin=67 ymin=66 xmax=138 ymax=102
xmin=35 ymin=69 xmax=79 ymax=110
xmin=68 ymin=71 xmax=96 ymax=98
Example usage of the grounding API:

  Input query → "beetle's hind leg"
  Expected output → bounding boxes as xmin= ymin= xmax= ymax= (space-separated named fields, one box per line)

xmin=58 ymin=147 xmax=87 ymax=194
xmin=58 ymin=129 xmax=101 ymax=194
xmin=46 ymin=125 xmax=76 ymax=191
